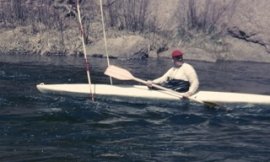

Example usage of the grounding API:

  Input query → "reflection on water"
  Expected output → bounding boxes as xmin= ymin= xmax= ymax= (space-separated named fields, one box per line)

xmin=0 ymin=54 xmax=270 ymax=161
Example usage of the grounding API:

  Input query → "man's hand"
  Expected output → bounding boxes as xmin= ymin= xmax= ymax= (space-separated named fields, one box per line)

xmin=146 ymin=80 xmax=153 ymax=88
xmin=183 ymin=92 xmax=192 ymax=98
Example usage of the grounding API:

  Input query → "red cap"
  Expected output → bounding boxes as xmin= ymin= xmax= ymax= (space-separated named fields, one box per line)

xmin=171 ymin=50 xmax=184 ymax=58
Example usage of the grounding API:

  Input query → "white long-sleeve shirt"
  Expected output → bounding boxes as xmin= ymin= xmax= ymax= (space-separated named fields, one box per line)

xmin=152 ymin=63 xmax=199 ymax=95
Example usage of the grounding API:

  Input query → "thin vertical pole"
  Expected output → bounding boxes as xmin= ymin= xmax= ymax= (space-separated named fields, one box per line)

xmin=76 ymin=0 xmax=94 ymax=101
xmin=99 ymin=0 xmax=113 ymax=85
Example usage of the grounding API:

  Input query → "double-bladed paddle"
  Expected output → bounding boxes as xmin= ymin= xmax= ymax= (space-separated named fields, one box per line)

xmin=104 ymin=65 xmax=219 ymax=108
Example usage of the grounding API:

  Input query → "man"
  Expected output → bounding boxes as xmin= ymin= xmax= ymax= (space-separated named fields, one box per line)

xmin=147 ymin=49 xmax=199 ymax=97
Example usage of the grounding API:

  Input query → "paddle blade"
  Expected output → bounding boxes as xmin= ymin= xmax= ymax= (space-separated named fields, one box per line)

xmin=104 ymin=65 xmax=135 ymax=80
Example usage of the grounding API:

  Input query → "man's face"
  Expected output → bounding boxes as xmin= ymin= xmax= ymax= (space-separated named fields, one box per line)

xmin=172 ymin=57 xmax=183 ymax=67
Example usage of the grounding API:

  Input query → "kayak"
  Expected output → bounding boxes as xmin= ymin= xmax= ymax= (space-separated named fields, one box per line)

xmin=36 ymin=83 xmax=270 ymax=105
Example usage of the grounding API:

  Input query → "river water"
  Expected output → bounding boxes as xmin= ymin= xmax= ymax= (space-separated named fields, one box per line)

xmin=0 ymin=55 xmax=270 ymax=162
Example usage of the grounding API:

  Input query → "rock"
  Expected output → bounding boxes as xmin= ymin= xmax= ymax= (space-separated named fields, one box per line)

xmin=157 ymin=47 xmax=217 ymax=62
xmin=223 ymin=37 xmax=270 ymax=62
xmin=87 ymin=35 xmax=149 ymax=59
xmin=146 ymin=0 xmax=270 ymax=62
xmin=227 ymin=0 xmax=270 ymax=54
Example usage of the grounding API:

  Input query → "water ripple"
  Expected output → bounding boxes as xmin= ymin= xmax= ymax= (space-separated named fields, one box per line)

xmin=1 ymin=57 xmax=270 ymax=161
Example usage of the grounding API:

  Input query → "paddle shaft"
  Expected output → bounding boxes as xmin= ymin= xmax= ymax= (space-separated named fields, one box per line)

xmin=132 ymin=77 xmax=204 ymax=104
xmin=104 ymin=65 xmax=217 ymax=107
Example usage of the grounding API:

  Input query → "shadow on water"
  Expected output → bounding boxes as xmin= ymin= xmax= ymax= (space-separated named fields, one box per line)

xmin=1 ymin=54 xmax=270 ymax=161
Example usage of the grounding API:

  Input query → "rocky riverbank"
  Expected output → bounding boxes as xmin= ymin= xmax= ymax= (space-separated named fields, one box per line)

xmin=1 ymin=0 xmax=270 ymax=63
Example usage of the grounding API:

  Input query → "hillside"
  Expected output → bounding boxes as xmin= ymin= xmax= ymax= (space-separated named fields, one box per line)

xmin=0 ymin=0 xmax=270 ymax=62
